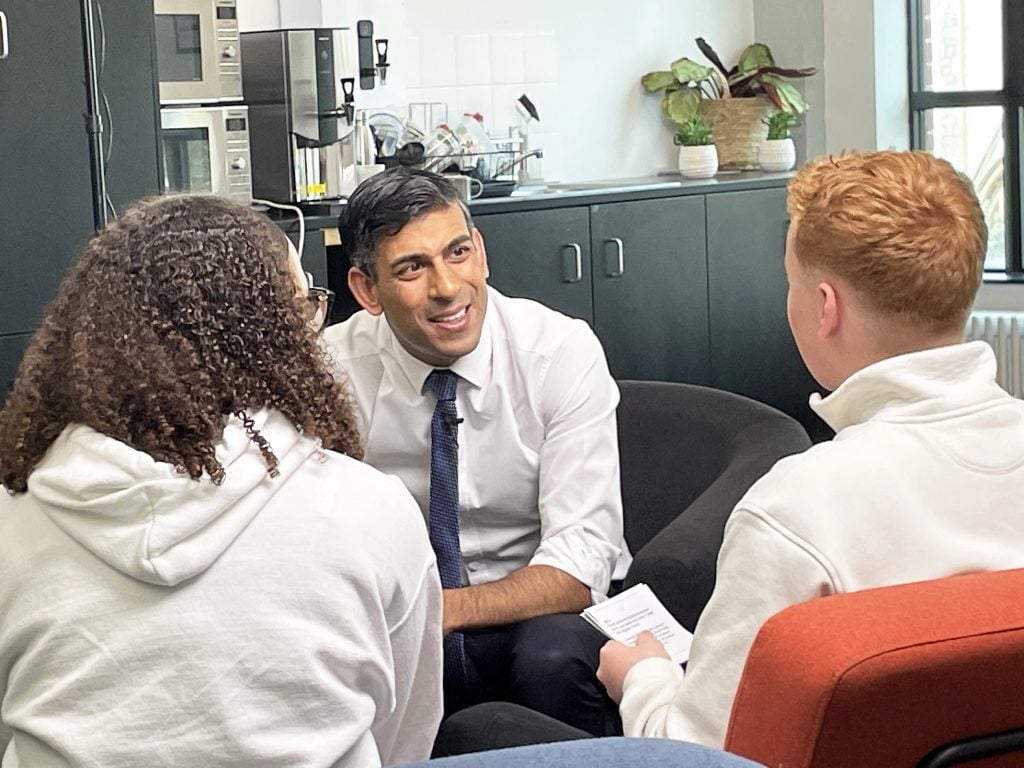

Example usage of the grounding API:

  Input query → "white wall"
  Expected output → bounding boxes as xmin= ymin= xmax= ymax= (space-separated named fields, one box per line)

xmin=820 ymin=0 xmax=909 ymax=154
xmin=239 ymin=0 xmax=755 ymax=181
xmin=752 ymin=0 xmax=826 ymax=163
xmin=402 ymin=0 xmax=755 ymax=181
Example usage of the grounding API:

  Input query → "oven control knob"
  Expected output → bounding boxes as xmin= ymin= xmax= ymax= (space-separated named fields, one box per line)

xmin=223 ymin=45 xmax=237 ymax=59
xmin=231 ymin=157 xmax=248 ymax=170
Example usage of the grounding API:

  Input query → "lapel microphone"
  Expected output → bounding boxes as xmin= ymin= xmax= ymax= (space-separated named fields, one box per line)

xmin=444 ymin=413 xmax=464 ymax=438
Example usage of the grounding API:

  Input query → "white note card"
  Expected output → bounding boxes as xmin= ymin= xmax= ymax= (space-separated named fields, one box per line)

xmin=581 ymin=583 xmax=693 ymax=664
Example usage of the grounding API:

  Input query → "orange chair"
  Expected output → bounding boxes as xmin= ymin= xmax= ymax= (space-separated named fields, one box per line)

xmin=723 ymin=568 xmax=1024 ymax=768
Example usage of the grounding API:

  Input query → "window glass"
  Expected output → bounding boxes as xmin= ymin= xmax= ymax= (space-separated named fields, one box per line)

xmin=920 ymin=106 xmax=1005 ymax=270
xmin=921 ymin=0 xmax=1002 ymax=92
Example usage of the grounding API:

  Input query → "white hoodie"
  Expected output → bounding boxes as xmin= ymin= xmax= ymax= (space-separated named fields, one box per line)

xmin=0 ymin=409 xmax=443 ymax=767
xmin=619 ymin=342 xmax=1024 ymax=747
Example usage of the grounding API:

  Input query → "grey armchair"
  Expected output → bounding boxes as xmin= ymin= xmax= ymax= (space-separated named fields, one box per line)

xmin=617 ymin=380 xmax=812 ymax=631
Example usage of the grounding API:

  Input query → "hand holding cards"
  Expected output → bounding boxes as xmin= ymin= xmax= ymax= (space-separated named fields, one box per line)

xmin=582 ymin=583 xmax=693 ymax=664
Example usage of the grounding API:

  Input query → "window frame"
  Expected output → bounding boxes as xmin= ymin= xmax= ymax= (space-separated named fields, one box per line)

xmin=907 ymin=0 xmax=1024 ymax=276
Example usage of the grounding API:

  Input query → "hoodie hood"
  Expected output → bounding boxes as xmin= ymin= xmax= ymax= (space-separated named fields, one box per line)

xmin=27 ymin=409 xmax=319 ymax=586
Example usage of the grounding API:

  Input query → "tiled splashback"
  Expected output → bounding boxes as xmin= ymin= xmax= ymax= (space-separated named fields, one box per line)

xmin=406 ymin=32 xmax=560 ymax=182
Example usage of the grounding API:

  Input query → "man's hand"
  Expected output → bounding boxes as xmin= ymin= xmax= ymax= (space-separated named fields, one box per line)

xmin=597 ymin=630 xmax=672 ymax=703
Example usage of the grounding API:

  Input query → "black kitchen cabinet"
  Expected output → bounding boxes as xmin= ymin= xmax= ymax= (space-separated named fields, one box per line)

xmin=474 ymin=207 xmax=594 ymax=323
xmin=476 ymin=197 xmax=709 ymax=384
xmin=472 ymin=178 xmax=829 ymax=437
xmin=590 ymin=197 xmax=709 ymax=384
xmin=0 ymin=0 xmax=162 ymax=405
xmin=706 ymin=188 xmax=829 ymax=439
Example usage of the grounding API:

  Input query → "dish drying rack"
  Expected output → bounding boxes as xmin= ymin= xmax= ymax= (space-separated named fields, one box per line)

xmin=421 ymin=136 xmax=525 ymax=181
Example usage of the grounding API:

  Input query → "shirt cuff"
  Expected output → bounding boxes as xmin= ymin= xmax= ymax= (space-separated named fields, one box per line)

xmin=529 ymin=524 xmax=621 ymax=597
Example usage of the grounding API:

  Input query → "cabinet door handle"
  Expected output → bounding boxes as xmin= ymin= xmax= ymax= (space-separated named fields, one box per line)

xmin=606 ymin=237 xmax=624 ymax=277
xmin=0 ymin=12 xmax=9 ymax=60
xmin=561 ymin=243 xmax=583 ymax=283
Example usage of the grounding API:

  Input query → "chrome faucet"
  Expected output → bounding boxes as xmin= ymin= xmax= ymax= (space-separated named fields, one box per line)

xmin=494 ymin=148 xmax=544 ymax=181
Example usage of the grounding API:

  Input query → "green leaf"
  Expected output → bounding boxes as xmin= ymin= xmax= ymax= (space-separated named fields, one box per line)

xmin=761 ymin=74 xmax=808 ymax=114
xmin=737 ymin=43 xmax=775 ymax=74
xmin=670 ymin=58 xmax=714 ymax=86
xmin=674 ymin=115 xmax=714 ymax=145
xmin=641 ymin=70 xmax=677 ymax=93
xmin=662 ymin=88 xmax=701 ymax=126
xmin=764 ymin=65 xmax=817 ymax=79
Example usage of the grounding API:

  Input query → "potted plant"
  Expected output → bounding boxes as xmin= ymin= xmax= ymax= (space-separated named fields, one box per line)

xmin=759 ymin=110 xmax=799 ymax=172
xmin=642 ymin=38 xmax=816 ymax=169
xmin=674 ymin=115 xmax=718 ymax=179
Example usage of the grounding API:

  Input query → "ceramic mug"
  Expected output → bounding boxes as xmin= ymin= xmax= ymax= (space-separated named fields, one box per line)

xmin=443 ymin=173 xmax=484 ymax=203
xmin=355 ymin=163 xmax=387 ymax=185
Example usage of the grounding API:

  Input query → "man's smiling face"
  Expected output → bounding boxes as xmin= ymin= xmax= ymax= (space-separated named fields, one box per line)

xmin=349 ymin=202 xmax=490 ymax=367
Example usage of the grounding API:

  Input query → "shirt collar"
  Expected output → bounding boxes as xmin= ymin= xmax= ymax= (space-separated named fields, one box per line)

xmin=380 ymin=289 xmax=494 ymax=395
xmin=809 ymin=341 xmax=1000 ymax=432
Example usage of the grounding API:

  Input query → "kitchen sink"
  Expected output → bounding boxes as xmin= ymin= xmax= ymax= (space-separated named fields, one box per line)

xmin=509 ymin=179 xmax=684 ymax=198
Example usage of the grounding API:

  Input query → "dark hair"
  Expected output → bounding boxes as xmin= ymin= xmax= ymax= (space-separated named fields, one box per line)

xmin=0 ymin=195 xmax=363 ymax=492
xmin=339 ymin=167 xmax=471 ymax=278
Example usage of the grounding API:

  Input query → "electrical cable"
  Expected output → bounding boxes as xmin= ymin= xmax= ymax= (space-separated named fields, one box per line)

xmin=96 ymin=0 xmax=117 ymax=218
xmin=251 ymin=198 xmax=305 ymax=262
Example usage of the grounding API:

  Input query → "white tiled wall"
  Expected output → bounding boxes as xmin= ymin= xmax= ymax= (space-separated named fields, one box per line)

xmin=239 ymin=0 xmax=760 ymax=181
xmin=408 ymin=31 xmax=561 ymax=181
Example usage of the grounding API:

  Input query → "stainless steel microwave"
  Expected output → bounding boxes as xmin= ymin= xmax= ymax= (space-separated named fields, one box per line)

xmin=161 ymin=105 xmax=252 ymax=204
xmin=154 ymin=0 xmax=242 ymax=104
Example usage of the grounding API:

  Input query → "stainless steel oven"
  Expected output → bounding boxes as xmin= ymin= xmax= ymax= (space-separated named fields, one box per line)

xmin=154 ymin=0 xmax=242 ymax=104
xmin=161 ymin=105 xmax=252 ymax=204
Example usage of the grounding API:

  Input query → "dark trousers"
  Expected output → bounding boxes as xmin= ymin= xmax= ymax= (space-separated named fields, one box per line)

xmin=441 ymin=613 xmax=621 ymax=741
xmin=434 ymin=701 xmax=592 ymax=757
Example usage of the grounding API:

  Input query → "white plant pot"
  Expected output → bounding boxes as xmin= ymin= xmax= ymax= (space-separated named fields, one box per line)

xmin=758 ymin=138 xmax=796 ymax=172
xmin=678 ymin=145 xmax=719 ymax=179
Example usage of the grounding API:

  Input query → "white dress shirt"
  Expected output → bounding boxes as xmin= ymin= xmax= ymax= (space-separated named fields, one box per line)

xmin=324 ymin=287 xmax=631 ymax=597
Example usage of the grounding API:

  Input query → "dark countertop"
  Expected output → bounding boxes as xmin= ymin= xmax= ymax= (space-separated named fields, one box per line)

xmin=265 ymin=170 xmax=793 ymax=232
xmin=468 ymin=170 xmax=793 ymax=214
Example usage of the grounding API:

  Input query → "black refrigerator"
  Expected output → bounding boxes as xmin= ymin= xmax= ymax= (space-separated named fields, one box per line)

xmin=0 ymin=0 xmax=162 ymax=402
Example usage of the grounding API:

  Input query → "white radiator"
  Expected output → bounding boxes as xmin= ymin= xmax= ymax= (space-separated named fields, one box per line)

xmin=966 ymin=311 xmax=1024 ymax=397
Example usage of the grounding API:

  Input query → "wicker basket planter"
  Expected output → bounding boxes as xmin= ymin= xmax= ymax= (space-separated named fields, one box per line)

xmin=698 ymin=96 xmax=775 ymax=170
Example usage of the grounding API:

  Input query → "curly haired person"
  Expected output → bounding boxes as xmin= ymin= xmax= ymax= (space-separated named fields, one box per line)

xmin=0 ymin=196 xmax=442 ymax=767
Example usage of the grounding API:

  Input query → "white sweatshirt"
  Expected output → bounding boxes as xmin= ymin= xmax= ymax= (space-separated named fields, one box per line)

xmin=619 ymin=341 xmax=1024 ymax=747
xmin=0 ymin=409 xmax=443 ymax=767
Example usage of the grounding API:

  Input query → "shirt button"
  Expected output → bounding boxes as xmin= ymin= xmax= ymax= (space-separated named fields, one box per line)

xmin=467 ymin=562 xmax=480 ymax=573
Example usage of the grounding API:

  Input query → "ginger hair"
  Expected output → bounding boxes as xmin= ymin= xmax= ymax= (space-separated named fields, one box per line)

xmin=0 ymin=195 xmax=363 ymax=492
xmin=787 ymin=150 xmax=987 ymax=330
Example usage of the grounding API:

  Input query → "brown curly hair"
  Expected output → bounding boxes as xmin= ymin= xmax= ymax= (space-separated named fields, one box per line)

xmin=0 ymin=195 xmax=363 ymax=492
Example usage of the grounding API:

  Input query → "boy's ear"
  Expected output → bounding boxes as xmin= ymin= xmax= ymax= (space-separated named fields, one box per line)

xmin=818 ymin=280 xmax=840 ymax=339
xmin=348 ymin=267 xmax=383 ymax=316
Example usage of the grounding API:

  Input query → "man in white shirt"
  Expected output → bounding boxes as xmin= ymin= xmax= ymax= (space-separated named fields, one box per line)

xmin=323 ymin=168 xmax=630 ymax=737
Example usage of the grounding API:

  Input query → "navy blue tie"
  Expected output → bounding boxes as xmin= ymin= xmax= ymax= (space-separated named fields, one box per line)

xmin=425 ymin=369 xmax=466 ymax=687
